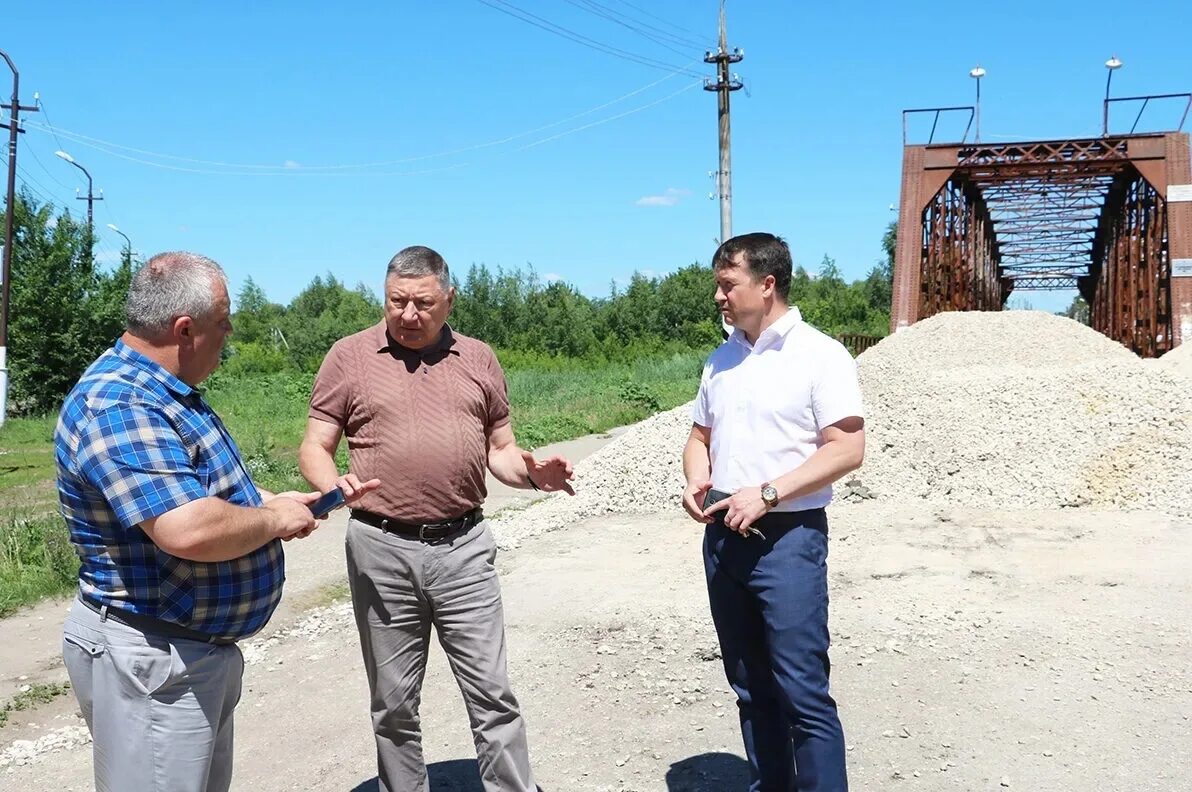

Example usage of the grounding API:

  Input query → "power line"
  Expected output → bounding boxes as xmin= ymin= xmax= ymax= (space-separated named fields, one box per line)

xmin=21 ymin=68 xmax=699 ymax=175
xmin=573 ymin=0 xmax=709 ymax=49
xmin=610 ymin=0 xmax=707 ymax=38
xmin=518 ymin=81 xmax=699 ymax=150
xmin=2 ymin=152 xmax=120 ymax=265
xmin=563 ymin=0 xmax=704 ymax=57
xmin=474 ymin=0 xmax=704 ymax=77
xmin=32 ymin=95 xmax=69 ymax=156
xmin=24 ymin=142 xmax=74 ymax=192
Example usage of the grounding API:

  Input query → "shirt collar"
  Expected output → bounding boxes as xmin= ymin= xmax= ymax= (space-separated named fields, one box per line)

xmin=730 ymin=306 xmax=803 ymax=352
xmin=375 ymin=321 xmax=460 ymax=357
xmin=112 ymin=339 xmax=196 ymax=398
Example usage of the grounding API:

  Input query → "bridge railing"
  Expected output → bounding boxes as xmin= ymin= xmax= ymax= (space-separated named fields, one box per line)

xmin=838 ymin=333 xmax=885 ymax=357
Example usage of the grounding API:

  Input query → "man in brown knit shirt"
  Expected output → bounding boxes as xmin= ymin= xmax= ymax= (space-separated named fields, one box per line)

xmin=299 ymin=245 xmax=574 ymax=792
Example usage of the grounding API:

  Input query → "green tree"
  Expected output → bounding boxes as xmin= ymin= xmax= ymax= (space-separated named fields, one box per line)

xmin=1062 ymin=295 xmax=1090 ymax=325
xmin=2 ymin=192 xmax=125 ymax=414
xmin=231 ymin=276 xmax=287 ymax=349
xmin=281 ymin=275 xmax=381 ymax=370
xmin=523 ymin=282 xmax=598 ymax=357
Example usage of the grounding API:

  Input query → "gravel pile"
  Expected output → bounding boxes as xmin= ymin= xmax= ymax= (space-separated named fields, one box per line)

xmin=855 ymin=312 xmax=1192 ymax=517
xmin=1156 ymin=339 xmax=1192 ymax=381
xmin=491 ymin=407 xmax=691 ymax=548
xmin=490 ymin=311 xmax=1192 ymax=545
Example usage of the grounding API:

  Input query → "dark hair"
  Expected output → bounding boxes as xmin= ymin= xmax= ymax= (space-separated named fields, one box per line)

xmin=386 ymin=245 xmax=450 ymax=292
xmin=712 ymin=232 xmax=792 ymax=301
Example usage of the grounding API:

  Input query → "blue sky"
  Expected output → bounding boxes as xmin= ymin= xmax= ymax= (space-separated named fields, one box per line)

xmin=5 ymin=0 xmax=1191 ymax=314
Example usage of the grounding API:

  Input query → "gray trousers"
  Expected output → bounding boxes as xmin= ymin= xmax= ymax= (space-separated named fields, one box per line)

xmin=61 ymin=598 xmax=243 ymax=792
xmin=345 ymin=518 xmax=536 ymax=792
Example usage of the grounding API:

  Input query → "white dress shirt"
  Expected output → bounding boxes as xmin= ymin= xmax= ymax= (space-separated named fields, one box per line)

xmin=691 ymin=306 xmax=865 ymax=512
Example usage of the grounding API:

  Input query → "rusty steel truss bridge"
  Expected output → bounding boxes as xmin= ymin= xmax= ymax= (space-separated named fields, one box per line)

xmin=891 ymin=93 xmax=1192 ymax=357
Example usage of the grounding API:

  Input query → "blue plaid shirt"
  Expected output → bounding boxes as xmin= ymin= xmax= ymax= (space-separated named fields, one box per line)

xmin=55 ymin=340 xmax=284 ymax=641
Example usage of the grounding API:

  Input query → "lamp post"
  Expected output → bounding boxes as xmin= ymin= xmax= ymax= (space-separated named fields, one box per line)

xmin=1103 ymin=56 xmax=1122 ymax=136
xmin=969 ymin=65 xmax=986 ymax=143
xmin=107 ymin=223 xmax=131 ymax=268
xmin=54 ymin=150 xmax=101 ymax=228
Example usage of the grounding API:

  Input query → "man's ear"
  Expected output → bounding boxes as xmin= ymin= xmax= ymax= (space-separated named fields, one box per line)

xmin=446 ymin=286 xmax=456 ymax=310
xmin=173 ymin=315 xmax=194 ymax=344
xmin=763 ymin=274 xmax=776 ymax=298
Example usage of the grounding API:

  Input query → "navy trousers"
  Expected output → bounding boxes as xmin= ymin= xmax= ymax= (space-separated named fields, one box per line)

xmin=703 ymin=508 xmax=847 ymax=792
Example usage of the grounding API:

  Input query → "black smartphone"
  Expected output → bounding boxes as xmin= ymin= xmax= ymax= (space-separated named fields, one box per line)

xmin=309 ymin=487 xmax=346 ymax=519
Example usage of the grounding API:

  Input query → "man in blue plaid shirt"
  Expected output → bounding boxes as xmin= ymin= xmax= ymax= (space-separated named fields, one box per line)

xmin=55 ymin=251 xmax=376 ymax=792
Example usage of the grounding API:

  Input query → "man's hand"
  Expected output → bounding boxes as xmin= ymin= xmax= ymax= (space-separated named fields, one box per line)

xmin=334 ymin=473 xmax=382 ymax=503
xmin=682 ymin=480 xmax=713 ymax=523
xmin=522 ymin=451 xmax=576 ymax=496
xmin=264 ymin=492 xmax=320 ymax=541
xmin=702 ymin=486 xmax=770 ymax=537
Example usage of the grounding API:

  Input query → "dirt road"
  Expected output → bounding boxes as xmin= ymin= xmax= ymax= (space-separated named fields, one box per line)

xmin=3 ymin=498 xmax=1189 ymax=790
xmin=0 ymin=428 xmax=625 ymax=707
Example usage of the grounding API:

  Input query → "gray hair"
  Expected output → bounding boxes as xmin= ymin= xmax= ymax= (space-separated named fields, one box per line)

xmin=125 ymin=251 xmax=228 ymax=338
xmin=385 ymin=245 xmax=450 ymax=292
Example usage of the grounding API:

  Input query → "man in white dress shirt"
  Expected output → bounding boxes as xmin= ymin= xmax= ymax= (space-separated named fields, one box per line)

xmin=682 ymin=232 xmax=865 ymax=792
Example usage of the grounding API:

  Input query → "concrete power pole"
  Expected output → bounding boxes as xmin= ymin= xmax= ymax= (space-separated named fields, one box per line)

xmin=704 ymin=0 xmax=742 ymax=246
xmin=0 ymin=49 xmax=39 ymax=428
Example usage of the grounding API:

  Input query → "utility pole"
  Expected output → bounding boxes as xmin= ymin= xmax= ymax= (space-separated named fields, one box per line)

xmin=0 ymin=49 xmax=39 ymax=428
xmin=55 ymin=150 xmax=102 ymax=230
xmin=704 ymin=0 xmax=742 ymax=247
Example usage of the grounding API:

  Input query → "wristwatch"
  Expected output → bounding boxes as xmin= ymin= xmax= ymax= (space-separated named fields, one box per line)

xmin=760 ymin=483 xmax=779 ymax=509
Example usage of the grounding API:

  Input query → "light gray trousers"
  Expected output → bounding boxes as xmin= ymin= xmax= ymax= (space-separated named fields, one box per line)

xmin=345 ymin=518 xmax=536 ymax=792
xmin=61 ymin=598 xmax=243 ymax=792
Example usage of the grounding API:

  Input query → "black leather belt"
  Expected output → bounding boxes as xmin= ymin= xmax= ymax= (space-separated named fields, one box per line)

xmin=79 ymin=595 xmax=236 ymax=645
xmin=351 ymin=507 xmax=483 ymax=541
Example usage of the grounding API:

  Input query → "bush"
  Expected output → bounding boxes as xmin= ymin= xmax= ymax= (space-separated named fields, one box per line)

xmin=221 ymin=341 xmax=292 ymax=377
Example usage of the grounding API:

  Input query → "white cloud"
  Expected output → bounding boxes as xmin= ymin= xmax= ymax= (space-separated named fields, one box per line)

xmin=544 ymin=272 xmax=563 ymax=283
xmin=283 ymin=160 xmax=301 ymax=169
xmin=635 ymin=187 xmax=690 ymax=207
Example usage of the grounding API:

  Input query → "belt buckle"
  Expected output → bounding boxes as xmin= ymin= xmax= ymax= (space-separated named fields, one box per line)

xmin=419 ymin=521 xmax=448 ymax=541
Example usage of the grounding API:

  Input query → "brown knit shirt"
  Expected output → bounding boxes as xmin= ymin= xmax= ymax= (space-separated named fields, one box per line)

xmin=309 ymin=322 xmax=511 ymax=522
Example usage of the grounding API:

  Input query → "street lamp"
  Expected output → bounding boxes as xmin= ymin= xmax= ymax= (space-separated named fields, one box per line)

xmin=54 ymin=149 xmax=102 ymax=228
xmin=969 ymin=65 xmax=986 ymax=143
xmin=107 ymin=223 xmax=131 ymax=267
xmin=1103 ymin=56 xmax=1122 ymax=136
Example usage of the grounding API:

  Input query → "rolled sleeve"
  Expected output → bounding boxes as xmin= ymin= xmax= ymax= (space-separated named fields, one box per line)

xmin=811 ymin=344 xmax=865 ymax=430
xmin=76 ymin=405 xmax=207 ymax=530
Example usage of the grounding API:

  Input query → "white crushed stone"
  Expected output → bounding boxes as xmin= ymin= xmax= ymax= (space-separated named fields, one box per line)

xmin=241 ymin=602 xmax=354 ymax=666
xmin=856 ymin=312 xmax=1192 ymax=516
xmin=0 ymin=720 xmax=91 ymax=768
xmin=491 ymin=407 xmax=690 ymax=548
xmin=491 ymin=311 xmax=1192 ymax=544
xmin=1156 ymin=339 xmax=1192 ymax=381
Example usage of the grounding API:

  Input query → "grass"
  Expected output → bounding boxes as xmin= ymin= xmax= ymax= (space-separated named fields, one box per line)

xmin=0 ymin=513 xmax=79 ymax=618
xmin=0 ymin=347 xmax=709 ymax=615
xmin=297 ymin=580 xmax=352 ymax=610
xmin=0 ymin=682 xmax=72 ymax=728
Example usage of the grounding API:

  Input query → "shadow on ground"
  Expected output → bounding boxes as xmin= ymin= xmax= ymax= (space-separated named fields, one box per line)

xmin=666 ymin=752 xmax=750 ymax=791
xmin=349 ymin=759 xmax=484 ymax=791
